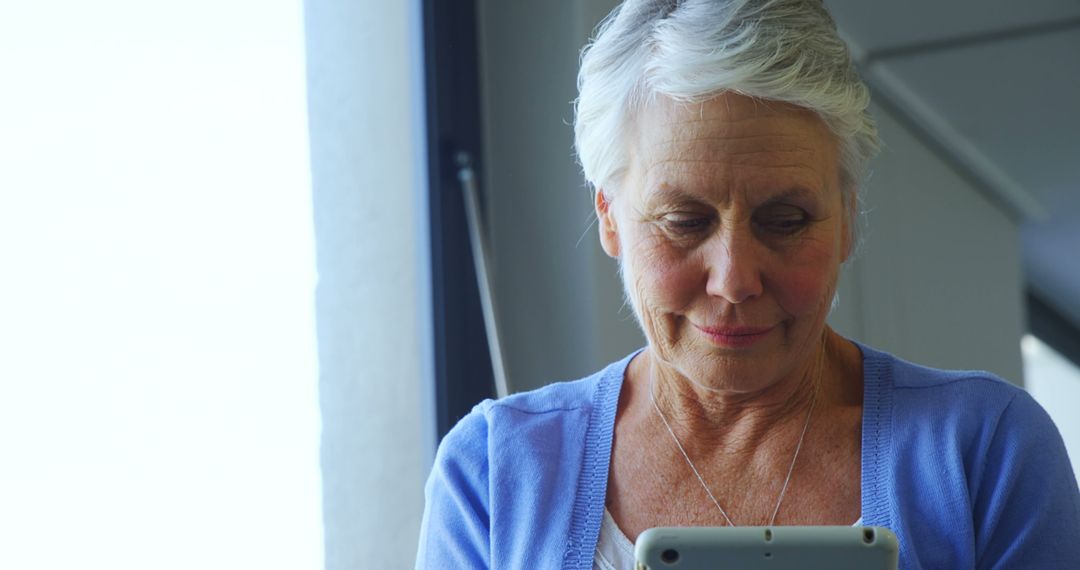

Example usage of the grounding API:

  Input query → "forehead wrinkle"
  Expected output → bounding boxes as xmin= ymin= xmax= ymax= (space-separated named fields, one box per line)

xmin=651 ymin=124 xmax=821 ymax=140
xmin=642 ymin=169 xmax=824 ymax=203
xmin=645 ymin=107 xmax=836 ymax=157
xmin=628 ymin=95 xmax=841 ymax=203
xmin=655 ymin=111 xmax=828 ymax=139
xmin=640 ymin=159 xmax=831 ymax=206
xmin=643 ymin=133 xmax=827 ymax=161
xmin=643 ymin=158 xmax=824 ymax=171
xmin=641 ymin=156 xmax=827 ymax=181
xmin=648 ymin=148 xmax=826 ymax=165
xmin=642 ymin=185 xmax=703 ymax=209
xmin=658 ymin=114 xmax=814 ymax=127
xmin=648 ymin=137 xmax=821 ymax=157
xmin=638 ymin=144 xmax=832 ymax=192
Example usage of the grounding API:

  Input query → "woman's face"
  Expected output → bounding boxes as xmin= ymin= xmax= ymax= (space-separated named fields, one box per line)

xmin=597 ymin=93 xmax=851 ymax=393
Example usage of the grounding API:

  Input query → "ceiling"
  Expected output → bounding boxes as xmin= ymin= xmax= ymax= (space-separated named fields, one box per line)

xmin=825 ymin=0 xmax=1080 ymax=330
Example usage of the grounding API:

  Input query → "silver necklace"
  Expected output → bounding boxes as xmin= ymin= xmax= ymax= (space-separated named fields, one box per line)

xmin=649 ymin=372 xmax=818 ymax=527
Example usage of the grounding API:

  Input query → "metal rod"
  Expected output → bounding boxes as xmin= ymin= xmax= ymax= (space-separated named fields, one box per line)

xmin=455 ymin=152 xmax=510 ymax=398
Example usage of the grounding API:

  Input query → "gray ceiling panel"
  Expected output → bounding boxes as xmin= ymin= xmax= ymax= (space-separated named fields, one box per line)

xmin=877 ymin=29 xmax=1080 ymax=328
xmin=875 ymin=29 xmax=1080 ymax=201
xmin=827 ymin=1 xmax=1080 ymax=331
xmin=826 ymin=0 xmax=1080 ymax=55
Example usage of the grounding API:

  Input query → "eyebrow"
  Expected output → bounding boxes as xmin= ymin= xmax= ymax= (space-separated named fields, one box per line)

xmin=647 ymin=185 xmax=698 ymax=202
xmin=642 ymin=185 xmax=708 ymax=211
xmin=758 ymin=187 xmax=817 ymax=206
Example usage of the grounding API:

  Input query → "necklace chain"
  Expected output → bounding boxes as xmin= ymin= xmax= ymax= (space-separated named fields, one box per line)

xmin=649 ymin=369 xmax=818 ymax=527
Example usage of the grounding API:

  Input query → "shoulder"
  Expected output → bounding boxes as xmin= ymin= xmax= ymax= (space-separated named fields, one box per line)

xmin=418 ymin=352 xmax=637 ymax=567
xmin=854 ymin=341 xmax=1074 ymax=460
xmin=428 ymin=349 xmax=637 ymax=491
xmin=486 ymin=368 xmax=602 ymax=415
xmin=859 ymin=342 xmax=1025 ymax=417
xmin=857 ymin=343 xmax=1080 ymax=567
xmin=860 ymin=341 xmax=1017 ymax=392
xmin=859 ymin=342 xmax=1054 ymax=462
xmin=428 ymin=371 xmax=603 ymax=480
xmin=459 ymin=351 xmax=636 ymax=442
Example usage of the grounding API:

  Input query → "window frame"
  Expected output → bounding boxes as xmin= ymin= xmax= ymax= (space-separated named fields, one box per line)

xmin=422 ymin=0 xmax=497 ymax=440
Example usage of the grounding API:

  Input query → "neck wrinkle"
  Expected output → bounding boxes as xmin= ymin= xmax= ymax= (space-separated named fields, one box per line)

xmin=647 ymin=341 xmax=823 ymax=456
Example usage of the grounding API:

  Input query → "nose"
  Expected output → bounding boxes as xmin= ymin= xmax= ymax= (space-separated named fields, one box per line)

xmin=704 ymin=228 xmax=764 ymax=304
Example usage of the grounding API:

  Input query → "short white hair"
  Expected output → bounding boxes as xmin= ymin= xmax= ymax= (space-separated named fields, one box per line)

xmin=574 ymin=0 xmax=879 ymax=228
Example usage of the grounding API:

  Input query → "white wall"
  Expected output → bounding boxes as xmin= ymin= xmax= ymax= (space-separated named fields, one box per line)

xmin=304 ymin=0 xmax=432 ymax=566
xmin=1024 ymin=336 xmax=1080 ymax=477
xmin=831 ymin=103 xmax=1025 ymax=383
xmin=0 ymin=1 xmax=323 ymax=568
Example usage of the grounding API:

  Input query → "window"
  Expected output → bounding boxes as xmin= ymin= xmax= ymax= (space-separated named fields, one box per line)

xmin=1023 ymin=335 xmax=1080 ymax=478
xmin=0 ymin=2 xmax=322 ymax=567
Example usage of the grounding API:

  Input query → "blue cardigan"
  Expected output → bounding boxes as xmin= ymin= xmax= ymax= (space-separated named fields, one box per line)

xmin=416 ymin=344 xmax=1080 ymax=568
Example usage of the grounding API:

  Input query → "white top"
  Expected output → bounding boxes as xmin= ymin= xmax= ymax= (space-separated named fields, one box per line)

xmin=593 ymin=509 xmax=637 ymax=570
xmin=593 ymin=508 xmax=864 ymax=570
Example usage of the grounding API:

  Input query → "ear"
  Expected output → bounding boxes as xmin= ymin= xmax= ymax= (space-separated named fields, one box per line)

xmin=595 ymin=189 xmax=620 ymax=258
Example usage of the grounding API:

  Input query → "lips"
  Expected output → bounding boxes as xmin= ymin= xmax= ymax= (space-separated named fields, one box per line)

xmin=694 ymin=324 xmax=776 ymax=348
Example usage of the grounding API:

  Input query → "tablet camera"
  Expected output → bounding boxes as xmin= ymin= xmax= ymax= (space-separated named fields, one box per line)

xmin=660 ymin=548 xmax=680 ymax=564
xmin=863 ymin=528 xmax=876 ymax=544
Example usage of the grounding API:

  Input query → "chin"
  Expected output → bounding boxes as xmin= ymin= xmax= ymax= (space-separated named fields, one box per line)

xmin=656 ymin=344 xmax=777 ymax=391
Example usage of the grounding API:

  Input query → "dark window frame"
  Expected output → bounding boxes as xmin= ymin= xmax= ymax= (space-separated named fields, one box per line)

xmin=422 ymin=0 xmax=497 ymax=440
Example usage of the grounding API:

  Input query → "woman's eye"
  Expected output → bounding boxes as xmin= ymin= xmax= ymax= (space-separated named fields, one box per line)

xmin=756 ymin=208 xmax=810 ymax=235
xmin=662 ymin=214 xmax=711 ymax=233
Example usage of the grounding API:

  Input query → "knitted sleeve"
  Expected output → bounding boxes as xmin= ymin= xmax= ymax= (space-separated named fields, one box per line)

xmin=415 ymin=405 xmax=491 ymax=569
xmin=972 ymin=390 xmax=1080 ymax=569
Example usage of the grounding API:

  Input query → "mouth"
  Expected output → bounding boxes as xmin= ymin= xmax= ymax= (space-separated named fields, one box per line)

xmin=693 ymin=324 xmax=776 ymax=348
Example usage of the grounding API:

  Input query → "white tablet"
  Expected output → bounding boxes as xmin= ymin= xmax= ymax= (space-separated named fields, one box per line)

xmin=635 ymin=525 xmax=899 ymax=570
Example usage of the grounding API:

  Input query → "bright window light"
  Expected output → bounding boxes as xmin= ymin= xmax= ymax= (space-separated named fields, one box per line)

xmin=0 ymin=1 xmax=323 ymax=568
xmin=1023 ymin=334 xmax=1080 ymax=479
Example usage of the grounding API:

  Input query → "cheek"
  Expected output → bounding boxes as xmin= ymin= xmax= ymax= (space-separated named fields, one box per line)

xmin=770 ymin=252 xmax=839 ymax=318
xmin=624 ymin=233 xmax=702 ymax=313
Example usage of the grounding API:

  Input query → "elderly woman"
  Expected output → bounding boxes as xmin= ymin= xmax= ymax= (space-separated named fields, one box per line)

xmin=416 ymin=0 xmax=1080 ymax=568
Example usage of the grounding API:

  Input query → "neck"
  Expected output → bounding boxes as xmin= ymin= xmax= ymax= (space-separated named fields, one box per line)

xmin=644 ymin=336 xmax=826 ymax=456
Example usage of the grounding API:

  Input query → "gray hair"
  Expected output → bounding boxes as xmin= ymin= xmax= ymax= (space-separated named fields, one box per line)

xmin=574 ymin=0 xmax=879 ymax=234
